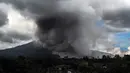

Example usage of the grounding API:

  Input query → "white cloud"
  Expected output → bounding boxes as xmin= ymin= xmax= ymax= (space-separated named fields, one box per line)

xmin=0 ymin=3 xmax=36 ymax=49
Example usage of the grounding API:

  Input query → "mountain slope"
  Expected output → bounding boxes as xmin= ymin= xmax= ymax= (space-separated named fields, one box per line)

xmin=0 ymin=42 xmax=53 ymax=58
xmin=0 ymin=42 xmax=112 ymax=58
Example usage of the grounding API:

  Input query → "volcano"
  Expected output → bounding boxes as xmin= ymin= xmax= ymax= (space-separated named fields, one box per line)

xmin=0 ymin=42 xmax=112 ymax=59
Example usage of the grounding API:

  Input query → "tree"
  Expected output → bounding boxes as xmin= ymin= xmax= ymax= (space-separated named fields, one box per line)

xmin=102 ymin=55 xmax=107 ymax=60
xmin=114 ymin=55 xmax=121 ymax=60
xmin=83 ymin=56 xmax=89 ymax=61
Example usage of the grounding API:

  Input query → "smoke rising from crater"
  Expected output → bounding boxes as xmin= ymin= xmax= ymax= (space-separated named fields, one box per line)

xmin=34 ymin=0 xmax=105 ymax=56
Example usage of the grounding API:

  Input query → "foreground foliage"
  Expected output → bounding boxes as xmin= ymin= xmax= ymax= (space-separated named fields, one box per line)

xmin=0 ymin=55 xmax=130 ymax=73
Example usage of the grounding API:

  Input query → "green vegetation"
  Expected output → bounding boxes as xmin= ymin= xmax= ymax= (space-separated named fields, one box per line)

xmin=0 ymin=55 xmax=130 ymax=73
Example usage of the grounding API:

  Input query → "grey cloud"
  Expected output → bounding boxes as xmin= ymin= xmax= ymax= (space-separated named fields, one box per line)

xmin=0 ymin=31 xmax=31 ymax=43
xmin=103 ymin=9 xmax=130 ymax=28
xmin=7 ymin=32 xmax=31 ymax=40
xmin=0 ymin=11 xmax=7 ymax=26
xmin=0 ymin=0 xmax=60 ymax=17
xmin=0 ymin=36 xmax=14 ymax=43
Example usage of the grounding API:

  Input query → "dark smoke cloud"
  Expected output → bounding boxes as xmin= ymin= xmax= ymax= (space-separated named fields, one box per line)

xmin=36 ymin=12 xmax=79 ymax=49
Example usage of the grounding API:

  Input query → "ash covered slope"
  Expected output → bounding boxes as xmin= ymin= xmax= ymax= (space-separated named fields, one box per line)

xmin=0 ymin=42 xmax=112 ymax=58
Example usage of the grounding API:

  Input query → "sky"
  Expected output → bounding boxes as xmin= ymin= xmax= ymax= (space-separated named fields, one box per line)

xmin=97 ymin=20 xmax=130 ymax=52
xmin=0 ymin=0 xmax=129 ymax=56
xmin=114 ymin=32 xmax=130 ymax=51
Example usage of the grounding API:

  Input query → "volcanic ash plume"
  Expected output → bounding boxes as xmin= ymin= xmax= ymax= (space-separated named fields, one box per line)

xmin=34 ymin=0 xmax=103 ymax=56
xmin=34 ymin=0 xmax=130 ymax=56
xmin=0 ymin=0 xmax=130 ymax=57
